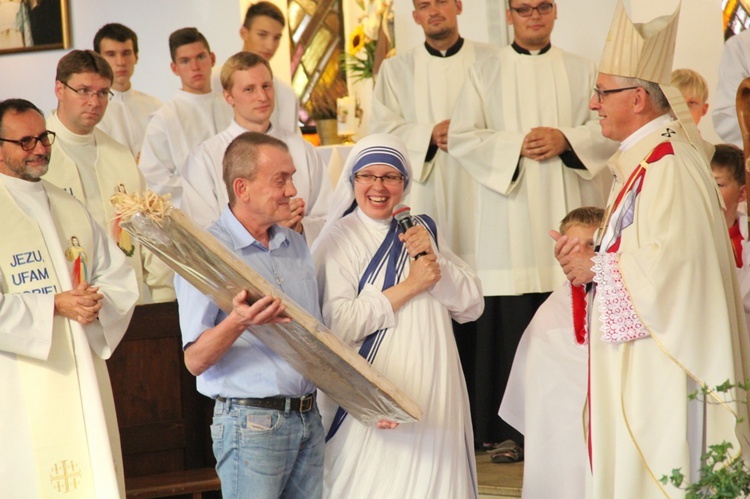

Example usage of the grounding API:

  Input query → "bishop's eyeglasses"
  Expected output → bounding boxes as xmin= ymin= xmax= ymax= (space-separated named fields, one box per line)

xmin=592 ymin=86 xmax=641 ymax=103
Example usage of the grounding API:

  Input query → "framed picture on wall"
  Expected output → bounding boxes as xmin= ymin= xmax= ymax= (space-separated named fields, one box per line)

xmin=0 ymin=0 xmax=70 ymax=55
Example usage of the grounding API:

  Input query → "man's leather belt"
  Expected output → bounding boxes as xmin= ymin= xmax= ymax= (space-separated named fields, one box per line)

xmin=217 ymin=393 xmax=316 ymax=413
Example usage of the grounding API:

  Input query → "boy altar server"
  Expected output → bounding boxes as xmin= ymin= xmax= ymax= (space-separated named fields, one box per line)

xmin=711 ymin=143 xmax=750 ymax=327
xmin=499 ymin=206 xmax=602 ymax=498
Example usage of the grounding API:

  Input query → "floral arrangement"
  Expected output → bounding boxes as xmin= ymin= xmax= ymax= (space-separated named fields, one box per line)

xmin=344 ymin=0 xmax=395 ymax=82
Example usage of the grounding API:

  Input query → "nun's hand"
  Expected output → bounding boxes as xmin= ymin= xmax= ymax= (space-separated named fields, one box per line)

xmin=404 ymin=254 xmax=440 ymax=293
xmin=399 ymin=226 xmax=434 ymax=258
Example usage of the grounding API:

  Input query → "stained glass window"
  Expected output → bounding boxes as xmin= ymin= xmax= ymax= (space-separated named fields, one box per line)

xmin=288 ymin=0 xmax=347 ymax=125
xmin=723 ymin=0 xmax=750 ymax=39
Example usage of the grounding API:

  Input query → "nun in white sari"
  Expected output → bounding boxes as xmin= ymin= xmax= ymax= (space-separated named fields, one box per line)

xmin=311 ymin=134 xmax=484 ymax=498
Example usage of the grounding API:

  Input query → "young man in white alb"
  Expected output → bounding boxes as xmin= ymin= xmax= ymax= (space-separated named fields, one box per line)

xmin=183 ymin=51 xmax=330 ymax=244
xmin=94 ymin=23 xmax=162 ymax=161
xmin=139 ymin=27 xmax=232 ymax=207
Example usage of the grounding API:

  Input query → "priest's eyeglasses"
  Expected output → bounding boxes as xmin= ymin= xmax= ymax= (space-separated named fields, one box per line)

xmin=354 ymin=173 xmax=405 ymax=186
xmin=59 ymin=81 xmax=114 ymax=101
xmin=509 ymin=2 xmax=555 ymax=17
xmin=592 ymin=86 xmax=640 ymax=103
xmin=0 ymin=131 xmax=56 ymax=151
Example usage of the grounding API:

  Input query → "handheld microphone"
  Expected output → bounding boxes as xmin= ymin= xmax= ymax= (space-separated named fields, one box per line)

xmin=393 ymin=204 xmax=427 ymax=259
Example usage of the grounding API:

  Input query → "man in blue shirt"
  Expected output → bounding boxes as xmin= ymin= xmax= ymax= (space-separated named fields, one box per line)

xmin=176 ymin=132 xmax=323 ymax=499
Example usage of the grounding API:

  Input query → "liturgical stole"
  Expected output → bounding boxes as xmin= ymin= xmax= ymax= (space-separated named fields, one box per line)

xmin=43 ymin=130 xmax=143 ymax=277
xmin=0 ymin=182 xmax=99 ymax=496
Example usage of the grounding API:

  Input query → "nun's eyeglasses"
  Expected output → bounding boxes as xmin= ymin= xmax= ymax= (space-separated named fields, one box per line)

xmin=354 ymin=173 xmax=405 ymax=186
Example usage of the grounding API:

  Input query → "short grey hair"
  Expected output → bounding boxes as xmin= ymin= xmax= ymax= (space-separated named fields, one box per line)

xmin=614 ymin=75 xmax=670 ymax=113
xmin=222 ymin=132 xmax=289 ymax=206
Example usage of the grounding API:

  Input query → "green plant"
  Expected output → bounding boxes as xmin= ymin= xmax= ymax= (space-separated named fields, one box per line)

xmin=342 ymin=33 xmax=376 ymax=82
xmin=660 ymin=380 xmax=750 ymax=497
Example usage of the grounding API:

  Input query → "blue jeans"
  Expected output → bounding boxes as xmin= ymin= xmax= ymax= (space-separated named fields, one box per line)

xmin=211 ymin=397 xmax=324 ymax=499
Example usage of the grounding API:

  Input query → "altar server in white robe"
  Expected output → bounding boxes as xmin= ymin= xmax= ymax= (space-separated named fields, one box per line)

xmin=312 ymin=134 xmax=484 ymax=498
xmin=371 ymin=0 xmax=499 ymax=267
xmin=44 ymin=50 xmax=175 ymax=304
xmin=139 ymin=27 xmax=232 ymax=207
xmin=449 ymin=0 xmax=616 ymax=448
xmin=555 ymin=3 xmax=750 ymax=496
xmin=94 ymin=23 xmax=162 ymax=161
xmin=212 ymin=1 xmax=299 ymax=135
xmin=0 ymin=98 xmax=138 ymax=498
xmin=499 ymin=207 xmax=602 ymax=499
xmin=182 ymin=51 xmax=330 ymax=244
xmin=371 ymin=0 xmax=499 ymax=436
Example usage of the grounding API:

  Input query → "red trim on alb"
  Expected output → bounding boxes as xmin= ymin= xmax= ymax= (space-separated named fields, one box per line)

xmin=571 ymin=284 xmax=587 ymax=345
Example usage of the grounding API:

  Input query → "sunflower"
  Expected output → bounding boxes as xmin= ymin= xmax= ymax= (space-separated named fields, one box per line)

xmin=348 ymin=25 xmax=367 ymax=57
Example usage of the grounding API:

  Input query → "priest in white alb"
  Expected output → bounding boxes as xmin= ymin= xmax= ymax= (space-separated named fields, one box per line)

xmin=0 ymin=98 xmax=138 ymax=498
xmin=45 ymin=50 xmax=175 ymax=304
xmin=448 ymin=0 xmax=616 ymax=448
xmin=370 ymin=0 xmax=499 ymax=267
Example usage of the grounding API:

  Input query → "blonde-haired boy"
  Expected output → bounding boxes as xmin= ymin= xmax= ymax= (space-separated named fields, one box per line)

xmin=499 ymin=207 xmax=603 ymax=498
xmin=671 ymin=68 xmax=709 ymax=125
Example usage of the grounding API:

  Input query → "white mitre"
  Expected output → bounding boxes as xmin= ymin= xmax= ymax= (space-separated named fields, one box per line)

xmin=599 ymin=0 xmax=712 ymax=161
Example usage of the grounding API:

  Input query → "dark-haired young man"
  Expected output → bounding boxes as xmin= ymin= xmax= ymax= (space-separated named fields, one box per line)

xmin=140 ymin=27 xmax=232 ymax=207
xmin=94 ymin=23 xmax=162 ymax=159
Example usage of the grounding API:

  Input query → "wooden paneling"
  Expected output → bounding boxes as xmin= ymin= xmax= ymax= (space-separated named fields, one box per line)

xmin=108 ymin=302 xmax=215 ymax=478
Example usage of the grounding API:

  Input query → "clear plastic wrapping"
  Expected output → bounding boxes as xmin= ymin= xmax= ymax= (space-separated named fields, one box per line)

xmin=112 ymin=193 xmax=421 ymax=425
